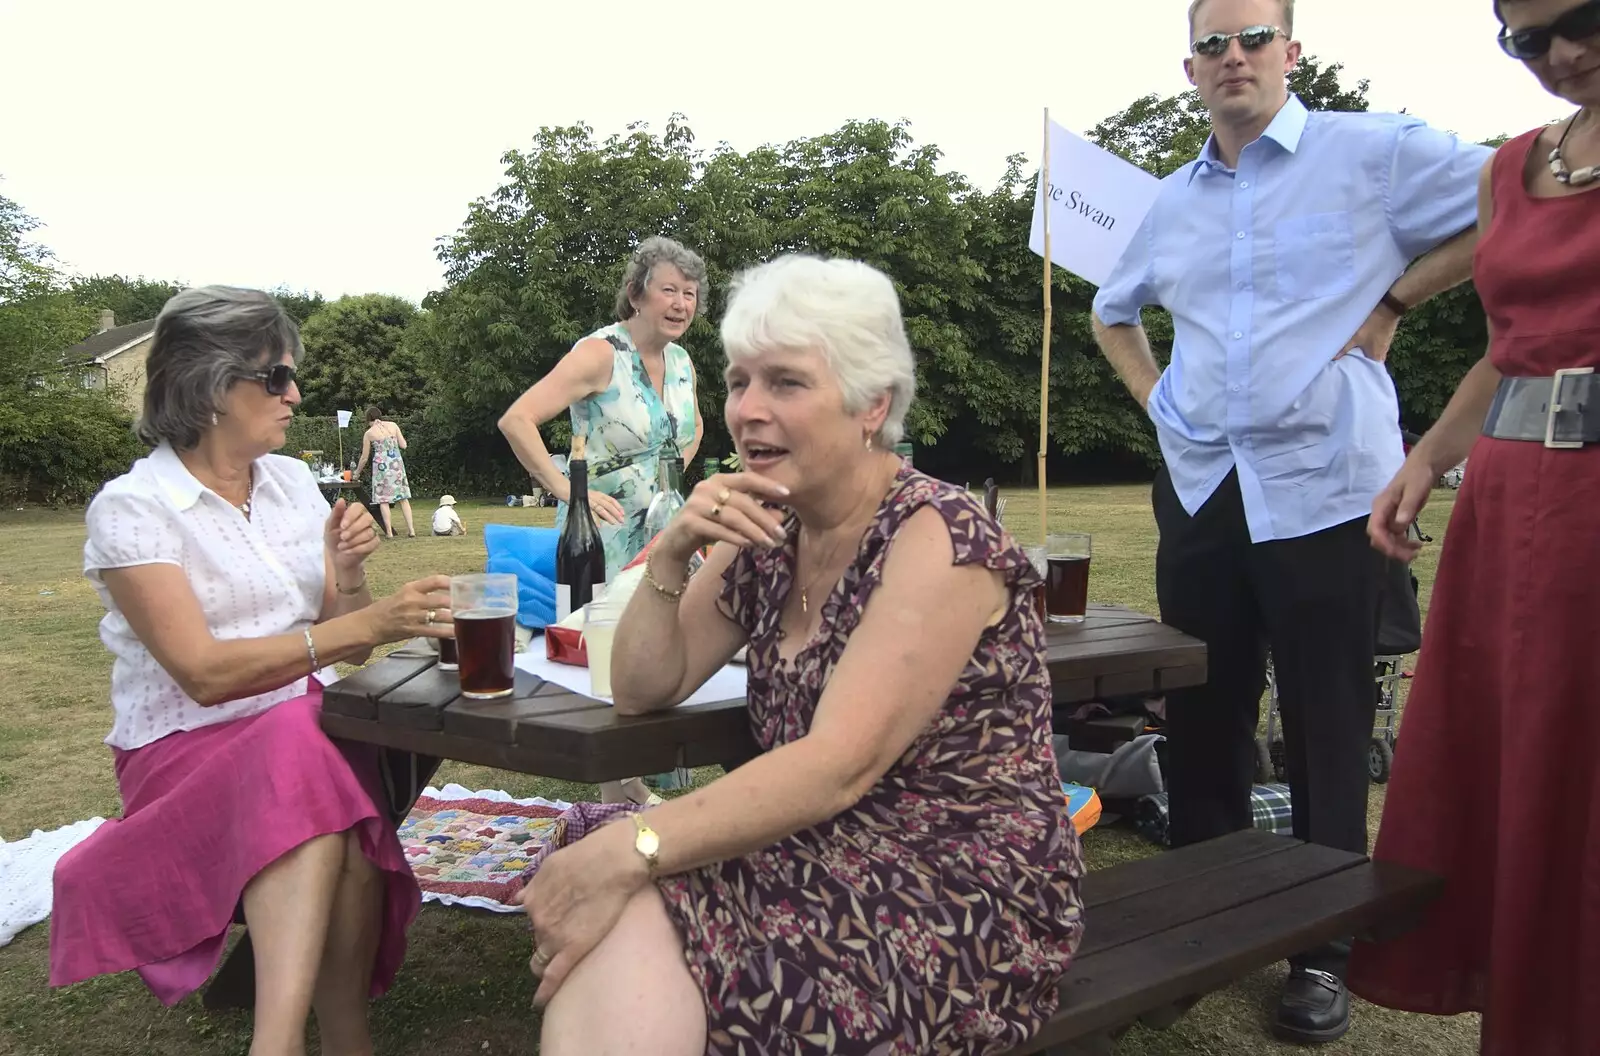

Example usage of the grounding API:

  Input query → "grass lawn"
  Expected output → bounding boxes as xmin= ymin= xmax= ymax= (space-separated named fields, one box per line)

xmin=0 ymin=486 xmax=1479 ymax=1055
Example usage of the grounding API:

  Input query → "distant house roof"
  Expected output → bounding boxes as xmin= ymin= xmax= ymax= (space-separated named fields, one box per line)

xmin=65 ymin=320 xmax=157 ymax=365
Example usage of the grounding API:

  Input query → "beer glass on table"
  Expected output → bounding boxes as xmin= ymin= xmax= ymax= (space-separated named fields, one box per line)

xmin=1044 ymin=533 xmax=1092 ymax=624
xmin=450 ymin=573 xmax=517 ymax=699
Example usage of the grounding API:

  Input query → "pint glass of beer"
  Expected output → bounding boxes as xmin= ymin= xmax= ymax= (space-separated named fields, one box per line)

xmin=450 ymin=573 xmax=518 ymax=699
xmin=1044 ymin=533 xmax=1092 ymax=624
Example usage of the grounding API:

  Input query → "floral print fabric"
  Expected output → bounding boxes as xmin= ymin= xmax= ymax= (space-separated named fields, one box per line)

xmin=370 ymin=432 xmax=411 ymax=504
xmin=656 ymin=466 xmax=1086 ymax=1055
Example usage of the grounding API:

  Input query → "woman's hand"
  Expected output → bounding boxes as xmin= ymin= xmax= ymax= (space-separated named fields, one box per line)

xmin=325 ymin=498 xmax=379 ymax=574
xmin=656 ymin=472 xmax=791 ymax=564
xmin=560 ymin=480 xmax=627 ymax=526
xmin=1368 ymin=456 xmax=1437 ymax=561
xmin=519 ymin=821 xmax=646 ymax=1007
xmin=362 ymin=574 xmax=455 ymax=645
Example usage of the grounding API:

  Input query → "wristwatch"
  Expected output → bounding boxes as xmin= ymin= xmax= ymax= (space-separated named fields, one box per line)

xmin=1379 ymin=291 xmax=1409 ymax=318
xmin=631 ymin=813 xmax=660 ymax=877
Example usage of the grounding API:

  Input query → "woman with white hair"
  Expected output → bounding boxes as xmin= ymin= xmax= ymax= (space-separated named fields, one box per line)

xmin=48 ymin=286 xmax=453 ymax=1055
xmin=517 ymin=255 xmax=1086 ymax=1055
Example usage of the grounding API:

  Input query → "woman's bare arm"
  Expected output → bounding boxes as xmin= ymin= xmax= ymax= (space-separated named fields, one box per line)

xmin=498 ymin=339 xmax=614 ymax=499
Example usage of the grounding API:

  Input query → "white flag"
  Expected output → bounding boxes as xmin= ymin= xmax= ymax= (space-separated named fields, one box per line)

xmin=1029 ymin=120 xmax=1162 ymax=288
xmin=336 ymin=409 xmax=352 ymax=429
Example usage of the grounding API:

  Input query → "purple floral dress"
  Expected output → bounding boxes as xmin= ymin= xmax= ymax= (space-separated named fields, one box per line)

xmin=656 ymin=467 xmax=1086 ymax=1055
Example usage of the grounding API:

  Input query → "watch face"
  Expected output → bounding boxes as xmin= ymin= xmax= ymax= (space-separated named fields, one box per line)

xmin=638 ymin=830 xmax=660 ymax=857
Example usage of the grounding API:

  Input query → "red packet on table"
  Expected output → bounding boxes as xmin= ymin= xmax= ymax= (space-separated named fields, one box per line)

xmin=546 ymin=624 xmax=588 ymax=667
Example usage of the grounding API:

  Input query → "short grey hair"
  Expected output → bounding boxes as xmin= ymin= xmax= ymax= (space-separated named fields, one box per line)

xmin=720 ymin=255 xmax=916 ymax=447
xmin=1188 ymin=0 xmax=1295 ymax=36
xmin=613 ymin=236 xmax=708 ymax=322
xmin=137 ymin=285 xmax=303 ymax=450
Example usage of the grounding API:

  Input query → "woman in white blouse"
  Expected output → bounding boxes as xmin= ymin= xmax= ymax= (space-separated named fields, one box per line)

xmin=48 ymin=286 xmax=454 ymax=1056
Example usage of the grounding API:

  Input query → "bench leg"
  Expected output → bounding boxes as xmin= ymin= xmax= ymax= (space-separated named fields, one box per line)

xmin=202 ymin=930 xmax=254 ymax=1012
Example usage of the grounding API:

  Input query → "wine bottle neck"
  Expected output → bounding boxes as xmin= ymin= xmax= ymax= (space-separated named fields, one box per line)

xmin=569 ymin=457 xmax=588 ymax=501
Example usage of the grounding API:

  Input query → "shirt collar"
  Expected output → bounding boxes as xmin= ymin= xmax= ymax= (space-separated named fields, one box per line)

xmin=1186 ymin=94 xmax=1310 ymax=184
xmin=149 ymin=442 xmax=282 ymax=513
xmin=149 ymin=443 xmax=206 ymax=511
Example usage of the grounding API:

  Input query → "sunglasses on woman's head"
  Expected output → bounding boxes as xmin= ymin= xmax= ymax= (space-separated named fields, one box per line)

xmin=253 ymin=363 xmax=297 ymax=396
xmin=1499 ymin=0 xmax=1600 ymax=59
xmin=1191 ymin=24 xmax=1285 ymax=56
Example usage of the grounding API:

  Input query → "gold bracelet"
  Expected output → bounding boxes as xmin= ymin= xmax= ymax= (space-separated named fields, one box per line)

xmin=335 ymin=574 xmax=367 ymax=596
xmin=642 ymin=550 xmax=689 ymax=603
xmin=303 ymin=626 xmax=320 ymax=673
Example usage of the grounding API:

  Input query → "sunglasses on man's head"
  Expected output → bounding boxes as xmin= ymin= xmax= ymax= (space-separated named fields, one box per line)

xmin=1191 ymin=24 xmax=1285 ymax=56
xmin=253 ymin=363 xmax=297 ymax=396
xmin=1499 ymin=0 xmax=1600 ymax=59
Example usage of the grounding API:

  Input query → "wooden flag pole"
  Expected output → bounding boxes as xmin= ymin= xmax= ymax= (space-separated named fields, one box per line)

xmin=1038 ymin=107 xmax=1053 ymax=544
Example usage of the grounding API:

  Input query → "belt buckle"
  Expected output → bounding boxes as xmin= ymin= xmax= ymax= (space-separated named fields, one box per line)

xmin=1545 ymin=367 xmax=1595 ymax=449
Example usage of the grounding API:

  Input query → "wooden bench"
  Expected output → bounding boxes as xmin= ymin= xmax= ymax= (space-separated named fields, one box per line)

xmin=1001 ymin=829 xmax=1442 ymax=1055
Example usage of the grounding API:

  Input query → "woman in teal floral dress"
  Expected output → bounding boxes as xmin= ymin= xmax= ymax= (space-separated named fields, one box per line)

xmin=500 ymin=236 xmax=705 ymax=579
xmin=500 ymin=236 xmax=706 ymax=807
xmin=517 ymin=255 xmax=1084 ymax=1056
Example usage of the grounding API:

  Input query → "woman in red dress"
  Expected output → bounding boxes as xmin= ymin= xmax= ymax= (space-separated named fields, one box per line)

xmin=1348 ymin=2 xmax=1600 ymax=1053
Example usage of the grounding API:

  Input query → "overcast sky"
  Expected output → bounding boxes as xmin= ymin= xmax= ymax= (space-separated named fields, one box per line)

xmin=0 ymin=0 xmax=1570 ymax=306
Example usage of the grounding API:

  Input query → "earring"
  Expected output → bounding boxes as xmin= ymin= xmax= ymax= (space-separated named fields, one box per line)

xmin=211 ymin=412 xmax=218 ymax=426
xmin=865 ymin=434 xmax=874 ymax=452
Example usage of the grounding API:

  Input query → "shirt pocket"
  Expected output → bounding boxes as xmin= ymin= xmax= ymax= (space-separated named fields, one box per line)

xmin=1274 ymin=211 xmax=1357 ymax=301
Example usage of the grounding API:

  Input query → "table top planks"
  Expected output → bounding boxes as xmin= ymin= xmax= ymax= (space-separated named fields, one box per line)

xmin=321 ymin=603 xmax=1205 ymax=783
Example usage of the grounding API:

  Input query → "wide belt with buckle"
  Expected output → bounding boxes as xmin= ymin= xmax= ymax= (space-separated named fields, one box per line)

xmin=1482 ymin=368 xmax=1600 ymax=448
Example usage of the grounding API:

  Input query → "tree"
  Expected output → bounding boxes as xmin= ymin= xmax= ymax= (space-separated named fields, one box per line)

xmin=0 ymin=183 xmax=142 ymax=503
xmin=295 ymin=294 xmax=429 ymax=419
xmin=68 ymin=274 xmax=181 ymax=324
xmin=270 ymin=287 xmax=327 ymax=325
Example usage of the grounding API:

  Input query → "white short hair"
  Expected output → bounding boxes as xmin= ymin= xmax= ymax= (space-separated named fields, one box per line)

xmin=719 ymin=255 xmax=915 ymax=446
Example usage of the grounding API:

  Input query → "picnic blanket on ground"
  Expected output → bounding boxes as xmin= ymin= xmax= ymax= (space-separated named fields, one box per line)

xmin=1134 ymin=783 xmax=1293 ymax=847
xmin=397 ymin=785 xmax=570 ymax=912
xmin=0 ymin=817 xmax=105 ymax=946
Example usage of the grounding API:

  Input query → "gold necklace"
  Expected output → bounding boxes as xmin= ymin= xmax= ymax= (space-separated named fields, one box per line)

xmin=795 ymin=526 xmax=860 ymax=615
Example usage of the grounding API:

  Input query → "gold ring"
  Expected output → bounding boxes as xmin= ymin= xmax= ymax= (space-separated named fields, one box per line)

xmin=532 ymin=946 xmax=552 ymax=969
xmin=709 ymin=504 xmax=722 ymax=518
xmin=716 ymin=487 xmax=732 ymax=504
xmin=425 ymin=609 xmax=436 ymax=625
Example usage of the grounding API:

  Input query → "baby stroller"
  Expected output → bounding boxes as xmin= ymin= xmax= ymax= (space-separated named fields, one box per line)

xmin=1256 ymin=516 xmax=1429 ymax=785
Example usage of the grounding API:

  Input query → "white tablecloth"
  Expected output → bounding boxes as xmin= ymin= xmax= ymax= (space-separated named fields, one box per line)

xmin=514 ymin=648 xmax=748 ymax=707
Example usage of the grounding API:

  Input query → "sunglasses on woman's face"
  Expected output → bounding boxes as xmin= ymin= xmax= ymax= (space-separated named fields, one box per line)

xmin=1499 ymin=0 xmax=1600 ymax=59
xmin=253 ymin=364 xmax=297 ymax=396
xmin=1191 ymin=24 xmax=1285 ymax=56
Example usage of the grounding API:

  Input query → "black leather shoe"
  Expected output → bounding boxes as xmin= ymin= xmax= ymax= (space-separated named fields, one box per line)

xmin=1273 ymin=967 xmax=1351 ymax=1044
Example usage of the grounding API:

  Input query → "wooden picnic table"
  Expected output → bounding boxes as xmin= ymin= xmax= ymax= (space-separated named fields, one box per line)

xmin=320 ymin=602 xmax=1205 ymax=784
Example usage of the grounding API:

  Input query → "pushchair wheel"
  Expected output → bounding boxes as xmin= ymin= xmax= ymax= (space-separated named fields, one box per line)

xmin=1368 ymin=737 xmax=1394 ymax=784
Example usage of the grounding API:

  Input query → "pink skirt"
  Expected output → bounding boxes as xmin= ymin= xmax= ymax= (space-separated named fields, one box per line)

xmin=48 ymin=686 xmax=420 ymax=1006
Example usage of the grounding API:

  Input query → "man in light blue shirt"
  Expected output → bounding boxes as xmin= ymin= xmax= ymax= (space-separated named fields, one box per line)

xmin=1091 ymin=0 xmax=1490 ymax=1043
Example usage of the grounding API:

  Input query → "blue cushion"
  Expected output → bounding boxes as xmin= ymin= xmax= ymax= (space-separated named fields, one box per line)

xmin=482 ymin=524 xmax=560 ymax=628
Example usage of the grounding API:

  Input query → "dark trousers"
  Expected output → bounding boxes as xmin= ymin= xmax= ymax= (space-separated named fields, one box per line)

xmin=1153 ymin=468 xmax=1381 ymax=977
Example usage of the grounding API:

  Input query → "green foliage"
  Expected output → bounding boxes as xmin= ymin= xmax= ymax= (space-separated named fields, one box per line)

xmin=0 ymin=383 xmax=146 ymax=504
xmin=0 ymin=184 xmax=142 ymax=503
xmin=67 ymin=274 xmax=181 ymax=324
xmin=296 ymin=294 xmax=430 ymax=417
xmin=270 ymin=287 xmax=327 ymax=325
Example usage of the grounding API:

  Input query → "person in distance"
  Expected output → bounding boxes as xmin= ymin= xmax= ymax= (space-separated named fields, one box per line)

xmin=48 ymin=286 xmax=454 ymax=1056
xmin=517 ymin=255 xmax=1085 ymax=1056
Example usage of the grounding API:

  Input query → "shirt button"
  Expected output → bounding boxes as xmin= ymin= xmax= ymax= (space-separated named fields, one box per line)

xmin=1233 ymin=331 xmax=1243 ymax=340
xmin=1240 ymin=181 xmax=1250 ymax=189
xmin=1232 ymin=384 xmax=1242 ymax=393
xmin=1236 ymin=231 xmax=1245 ymax=239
